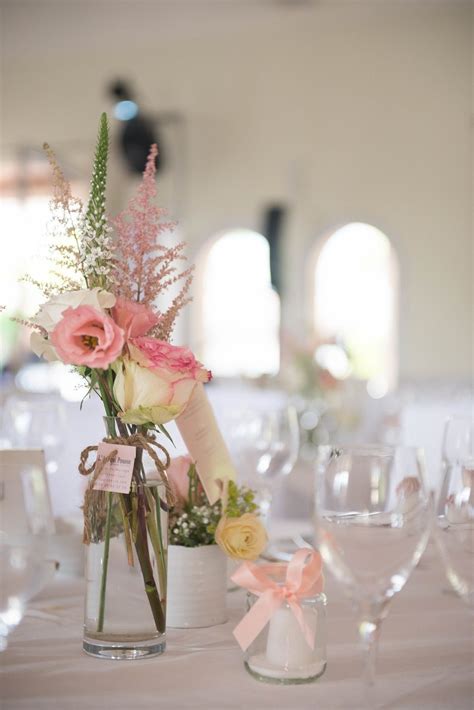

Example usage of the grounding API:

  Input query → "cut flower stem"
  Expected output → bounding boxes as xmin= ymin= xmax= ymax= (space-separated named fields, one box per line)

xmin=97 ymin=492 xmax=113 ymax=633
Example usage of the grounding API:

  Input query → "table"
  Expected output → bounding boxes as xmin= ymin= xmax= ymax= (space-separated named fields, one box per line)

xmin=1 ymin=541 xmax=472 ymax=710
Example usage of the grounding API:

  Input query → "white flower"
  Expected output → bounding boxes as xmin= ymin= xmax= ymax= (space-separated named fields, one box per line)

xmin=30 ymin=331 xmax=59 ymax=362
xmin=34 ymin=288 xmax=116 ymax=332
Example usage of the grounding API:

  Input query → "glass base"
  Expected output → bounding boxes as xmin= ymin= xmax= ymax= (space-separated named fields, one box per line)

xmin=244 ymin=658 xmax=327 ymax=685
xmin=83 ymin=635 xmax=166 ymax=660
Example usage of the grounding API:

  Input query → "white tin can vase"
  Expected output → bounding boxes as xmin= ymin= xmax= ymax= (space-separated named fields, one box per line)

xmin=166 ymin=544 xmax=228 ymax=628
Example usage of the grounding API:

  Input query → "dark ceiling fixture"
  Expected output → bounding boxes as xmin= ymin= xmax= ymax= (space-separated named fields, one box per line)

xmin=108 ymin=79 xmax=164 ymax=175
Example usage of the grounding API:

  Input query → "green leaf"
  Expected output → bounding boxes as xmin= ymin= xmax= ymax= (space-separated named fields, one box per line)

xmin=157 ymin=423 xmax=175 ymax=446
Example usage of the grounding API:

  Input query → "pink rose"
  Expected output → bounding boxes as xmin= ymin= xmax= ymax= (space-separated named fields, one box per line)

xmin=51 ymin=305 xmax=124 ymax=368
xmin=167 ymin=455 xmax=194 ymax=504
xmin=112 ymin=297 xmax=159 ymax=339
xmin=130 ymin=337 xmax=211 ymax=383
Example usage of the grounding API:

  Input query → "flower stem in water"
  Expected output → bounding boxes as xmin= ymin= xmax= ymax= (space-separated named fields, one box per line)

xmin=97 ymin=491 xmax=113 ymax=632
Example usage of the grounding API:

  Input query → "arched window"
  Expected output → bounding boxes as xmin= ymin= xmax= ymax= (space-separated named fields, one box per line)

xmin=200 ymin=229 xmax=280 ymax=377
xmin=313 ymin=222 xmax=398 ymax=395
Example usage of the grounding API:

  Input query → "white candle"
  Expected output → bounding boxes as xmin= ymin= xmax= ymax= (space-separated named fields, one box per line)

xmin=265 ymin=606 xmax=317 ymax=669
xmin=246 ymin=604 xmax=326 ymax=681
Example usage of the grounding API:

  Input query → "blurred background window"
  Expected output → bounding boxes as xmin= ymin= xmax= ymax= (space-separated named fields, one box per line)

xmin=0 ymin=195 xmax=49 ymax=314
xmin=200 ymin=229 xmax=280 ymax=378
xmin=0 ymin=160 xmax=85 ymax=372
xmin=0 ymin=164 xmax=51 ymax=371
xmin=313 ymin=222 xmax=398 ymax=397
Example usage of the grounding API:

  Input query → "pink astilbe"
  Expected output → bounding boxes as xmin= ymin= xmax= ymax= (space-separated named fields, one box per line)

xmin=112 ymin=145 xmax=193 ymax=340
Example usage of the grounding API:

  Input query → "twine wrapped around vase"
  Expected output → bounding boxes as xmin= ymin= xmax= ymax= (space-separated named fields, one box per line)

xmin=79 ymin=431 xmax=174 ymax=544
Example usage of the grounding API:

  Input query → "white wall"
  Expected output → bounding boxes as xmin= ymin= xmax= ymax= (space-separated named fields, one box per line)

xmin=1 ymin=0 xmax=472 ymax=382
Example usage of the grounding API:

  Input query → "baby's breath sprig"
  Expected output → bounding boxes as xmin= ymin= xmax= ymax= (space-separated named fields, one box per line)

xmin=169 ymin=504 xmax=221 ymax=547
xmin=169 ymin=466 xmax=259 ymax=547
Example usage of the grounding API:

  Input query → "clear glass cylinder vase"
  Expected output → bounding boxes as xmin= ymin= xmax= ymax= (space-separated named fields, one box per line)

xmin=82 ymin=417 xmax=168 ymax=660
xmin=244 ymin=585 xmax=327 ymax=684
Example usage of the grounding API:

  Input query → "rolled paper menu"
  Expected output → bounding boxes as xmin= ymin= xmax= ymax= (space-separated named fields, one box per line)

xmin=176 ymin=384 xmax=236 ymax=504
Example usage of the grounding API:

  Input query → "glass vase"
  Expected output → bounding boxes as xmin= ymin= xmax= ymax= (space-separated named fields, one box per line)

xmin=82 ymin=417 xmax=168 ymax=660
xmin=243 ymin=563 xmax=327 ymax=684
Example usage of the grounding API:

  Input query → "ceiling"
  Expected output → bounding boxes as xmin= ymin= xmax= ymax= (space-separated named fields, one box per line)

xmin=2 ymin=0 xmax=456 ymax=60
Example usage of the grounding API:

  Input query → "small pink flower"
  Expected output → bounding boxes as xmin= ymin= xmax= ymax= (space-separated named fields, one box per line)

xmin=396 ymin=477 xmax=421 ymax=498
xmin=167 ymin=455 xmax=194 ymax=504
xmin=112 ymin=297 xmax=159 ymax=339
xmin=51 ymin=305 xmax=124 ymax=368
xmin=130 ymin=337 xmax=211 ymax=383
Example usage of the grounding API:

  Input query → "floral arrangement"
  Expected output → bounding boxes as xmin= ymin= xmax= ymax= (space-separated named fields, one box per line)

xmin=168 ymin=456 xmax=267 ymax=560
xmin=25 ymin=113 xmax=216 ymax=636
xmin=29 ymin=114 xmax=208 ymax=429
xmin=24 ymin=114 xmax=268 ymax=644
xmin=280 ymin=334 xmax=346 ymax=400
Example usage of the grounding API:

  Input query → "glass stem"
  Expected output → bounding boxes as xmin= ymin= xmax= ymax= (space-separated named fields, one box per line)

xmin=358 ymin=619 xmax=381 ymax=690
xmin=258 ymin=487 xmax=273 ymax=525
xmin=0 ymin=624 xmax=8 ymax=652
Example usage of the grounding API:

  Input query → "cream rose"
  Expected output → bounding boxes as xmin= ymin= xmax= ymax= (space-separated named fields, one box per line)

xmin=113 ymin=359 xmax=184 ymax=425
xmin=113 ymin=340 xmax=211 ymax=426
xmin=215 ymin=513 xmax=267 ymax=561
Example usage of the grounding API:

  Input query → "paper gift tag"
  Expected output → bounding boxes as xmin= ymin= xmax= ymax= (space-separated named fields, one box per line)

xmin=176 ymin=383 xmax=236 ymax=504
xmin=93 ymin=442 xmax=136 ymax=494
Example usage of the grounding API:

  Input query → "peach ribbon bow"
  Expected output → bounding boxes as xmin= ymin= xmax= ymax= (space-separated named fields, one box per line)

xmin=231 ymin=548 xmax=324 ymax=652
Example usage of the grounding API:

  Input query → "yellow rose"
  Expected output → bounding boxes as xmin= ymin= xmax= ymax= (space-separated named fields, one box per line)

xmin=215 ymin=513 xmax=267 ymax=561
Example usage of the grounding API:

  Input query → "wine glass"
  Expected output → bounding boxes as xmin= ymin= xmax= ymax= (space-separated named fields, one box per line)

xmin=0 ymin=462 xmax=54 ymax=650
xmin=3 ymin=396 xmax=66 ymax=474
xmin=235 ymin=405 xmax=300 ymax=521
xmin=315 ymin=445 xmax=431 ymax=697
xmin=434 ymin=416 xmax=474 ymax=607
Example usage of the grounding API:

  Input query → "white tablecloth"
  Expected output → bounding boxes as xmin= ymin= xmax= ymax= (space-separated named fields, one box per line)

xmin=1 ymin=539 xmax=472 ymax=710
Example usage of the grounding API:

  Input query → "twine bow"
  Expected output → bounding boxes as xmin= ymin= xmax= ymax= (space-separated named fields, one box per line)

xmin=79 ymin=431 xmax=174 ymax=505
xmin=231 ymin=548 xmax=324 ymax=652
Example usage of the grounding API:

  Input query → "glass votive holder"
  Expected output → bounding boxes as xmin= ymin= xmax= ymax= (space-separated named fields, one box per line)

xmin=243 ymin=586 xmax=327 ymax=684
